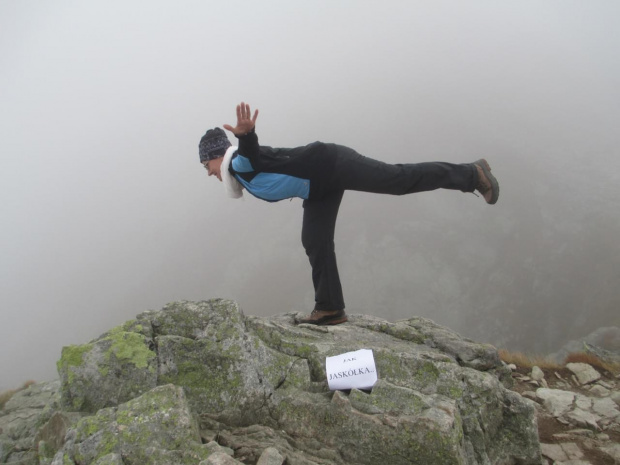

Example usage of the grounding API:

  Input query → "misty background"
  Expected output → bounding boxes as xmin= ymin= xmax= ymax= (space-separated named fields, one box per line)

xmin=2 ymin=1 xmax=619 ymax=391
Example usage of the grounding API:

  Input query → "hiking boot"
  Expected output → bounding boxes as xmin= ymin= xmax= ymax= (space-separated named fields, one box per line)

xmin=473 ymin=159 xmax=499 ymax=205
xmin=296 ymin=309 xmax=348 ymax=326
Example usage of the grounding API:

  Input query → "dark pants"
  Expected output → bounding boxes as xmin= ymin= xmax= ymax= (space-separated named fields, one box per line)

xmin=301 ymin=146 xmax=478 ymax=311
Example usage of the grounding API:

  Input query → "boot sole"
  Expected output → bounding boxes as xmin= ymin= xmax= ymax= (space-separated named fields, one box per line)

xmin=297 ymin=315 xmax=348 ymax=326
xmin=475 ymin=159 xmax=499 ymax=205
xmin=319 ymin=316 xmax=348 ymax=326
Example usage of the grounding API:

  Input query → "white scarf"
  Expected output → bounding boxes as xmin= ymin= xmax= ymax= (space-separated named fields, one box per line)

xmin=221 ymin=146 xmax=244 ymax=199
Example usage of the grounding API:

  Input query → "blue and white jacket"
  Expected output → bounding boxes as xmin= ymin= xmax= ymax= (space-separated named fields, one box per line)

xmin=225 ymin=129 xmax=338 ymax=202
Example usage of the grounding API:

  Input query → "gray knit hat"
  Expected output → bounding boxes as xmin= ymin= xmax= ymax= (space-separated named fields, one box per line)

xmin=199 ymin=127 xmax=231 ymax=163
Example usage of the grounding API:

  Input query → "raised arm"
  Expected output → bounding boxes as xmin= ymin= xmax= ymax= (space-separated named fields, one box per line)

xmin=223 ymin=102 xmax=259 ymax=136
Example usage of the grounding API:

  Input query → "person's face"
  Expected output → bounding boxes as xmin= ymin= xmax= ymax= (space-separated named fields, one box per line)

xmin=203 ymin=157 xmax=224 ymax=182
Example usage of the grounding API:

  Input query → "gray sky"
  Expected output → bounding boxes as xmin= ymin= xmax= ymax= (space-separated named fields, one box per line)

xmin=2 ymin=1 xmax=620 ymax=390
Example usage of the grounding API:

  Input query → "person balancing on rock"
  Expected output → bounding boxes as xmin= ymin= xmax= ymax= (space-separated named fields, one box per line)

xmin=199 ymin=102 xmax=499 ymax=326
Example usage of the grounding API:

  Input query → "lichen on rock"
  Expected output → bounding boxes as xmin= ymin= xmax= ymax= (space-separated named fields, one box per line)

xmin=62 ymin=384 xmax=208 ymax=465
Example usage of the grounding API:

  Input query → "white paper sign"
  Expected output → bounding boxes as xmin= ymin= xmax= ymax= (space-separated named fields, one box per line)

xmin=326 ymin=349 xmax=378 ymax=391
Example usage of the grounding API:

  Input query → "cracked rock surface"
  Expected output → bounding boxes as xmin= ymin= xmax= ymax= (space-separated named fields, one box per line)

xmin=3 ymin=299 xmax=542 ymax=464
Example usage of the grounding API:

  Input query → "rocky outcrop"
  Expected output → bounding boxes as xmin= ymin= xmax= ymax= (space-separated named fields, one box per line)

xmin=1 ymin=299 xmax=542 ymax=464
xmin=511 ymin=362 xmax=620 ymax=464
xmin=548 ymin=326 xmax=620 ymax=364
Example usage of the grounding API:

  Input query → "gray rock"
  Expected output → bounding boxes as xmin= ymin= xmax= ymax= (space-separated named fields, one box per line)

xmin=559 ymin=442 xmax=585 ymax=460
xmin=600 ymin=443 xmax=620 ymax=462
xmin=540 ymin=443 xmax=568 ymax=462
xmin=540 ymin=442 xmax=584 ymax=462
xmin=611 ymin=391 xmax=620 ymax=406
xmin=256 ymin=446 xmax=285 ymax=465
xmin=0 ymin=380 xmax=61 ymax=464
xmin=565 ymin=363 xmax=601 ymax=385
xmin=19 ymin=299 xmax=544 ymax=465
xmin=204 ymin=440 xmax=234 ymax=456
xmin=588 ymin=384 xmax=610 ymax=396
xmin=565 ymin=408 xmax=600 ymax=430
xmin=93 ymin=453 xmax=123 ymax=465
xmin=536 ymin=388 xmax=575 ymax=417
xmin=548 ymin=326 xmax=620 ymax=363
xmin=591 ymin=397 xmax=620 ymax=419
xmin=57 ymin=320 xmax=157 ymax=413
xmin=60 ymin=384 xmax=209 ymax=465
xmin=597 ymin=380 xmax=614 ymax=389
xmin=200 ymin=452 xmax=244 ymax=464
xmin=574 ymin=394 xmax=592 ymax=411
xmin=531 ymin=366 xmax=544 ymax=381
xmin=35 ymin=411 xmax=83 ymax=462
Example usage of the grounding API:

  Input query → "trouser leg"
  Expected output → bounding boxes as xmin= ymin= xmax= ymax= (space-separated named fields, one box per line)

xmin=301 ymin=190 xmax=345 ymax=311
xmin=331 ymin=146 xmax=478 ymax=195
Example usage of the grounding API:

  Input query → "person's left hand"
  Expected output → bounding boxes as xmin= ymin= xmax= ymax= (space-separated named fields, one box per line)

xmin=223 ymin=102 xmax=259 ymax=136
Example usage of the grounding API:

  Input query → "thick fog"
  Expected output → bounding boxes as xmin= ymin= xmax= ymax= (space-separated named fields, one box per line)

xmin=2 ymin=1 xmax=619 ymax=391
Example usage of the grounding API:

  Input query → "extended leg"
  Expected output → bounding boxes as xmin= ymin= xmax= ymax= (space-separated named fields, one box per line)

xmin=330 ymin=145 xmax=478 ymax=195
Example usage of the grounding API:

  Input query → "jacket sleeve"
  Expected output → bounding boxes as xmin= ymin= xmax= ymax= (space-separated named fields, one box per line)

xmin=236 ymin=128 xmax=260 ymax=162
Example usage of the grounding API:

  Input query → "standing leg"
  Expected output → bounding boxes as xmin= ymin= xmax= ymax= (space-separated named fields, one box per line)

xmin=297 ymin=190 xmax=348 ymax=325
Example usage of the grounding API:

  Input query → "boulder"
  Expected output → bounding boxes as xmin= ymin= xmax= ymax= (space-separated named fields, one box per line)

xmin=566 ymin=363 xmax=601 ymax=385
xmin=57 ymin=320 xmax=157 ymax=413
xmin=536 ymin=388 xmax=575 ymax=417
xmin=46 ymin=299 xmax=541 ymax=464
xmin=55 ymin=384 xmax=208 ymax=465
xmin=548 ymin=326 xmax=620 ymax=363
xmin=0 ymin=380 xmax=63 ymax=465
xmin=256 ymin=446 xmax=285 ymax=465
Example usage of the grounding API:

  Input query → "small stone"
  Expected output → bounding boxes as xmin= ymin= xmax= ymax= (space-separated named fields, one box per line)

xmin=592 ymin=397 xmax=620 ymax=419
xmin=574 ymin=394 xmax=592 ymax=410
xmin=256 ymin=447 xmax=285 ymax=465
xmin=610 ymin=391 xmax=620 ymax=406
xmin=566 ymin=363 xmax=602 ymax=385
xmin=588 ymin=385 xmax=610 ymax=397
xmin=531 ymin=366 xmax=545 ymax=381
xmin=536 ymin=388 xmax=575 ymax=417
xmin=541 ymin=378 xmax=548 ymax=388
xmin=507 ymin=364 xmax=517 ymax=371
xmin=522 ymin=391 xmax=537 ymax=400
xmin=528 ymin=380 xmax=540 ymax=387
xmin=565 ymin=408 xmax=600 ymax=430
xmin=540 ymin=443 xmax=567 ymax=462
xmin=554 ymin=372 xmax=564 ymax=380
xmin=205 ymin=441 xmax=234 ymax=457
xmin=93 ymin=454 xmax=123 ymax=465
xmin=560 ymin=442 xmax=584 ymax=460
xmin=200 ymin=452 xmax=243 ymax=465
xmin=597 ymin=433 xmax=610 ymax=441
xmin=564 ymin=429 xmax=595 ymax=438
xmin=553 ymin=429 xmax=594 ymax=440
xmin=597 ymin=380 xmax=613 ymax=389
xmin=600 ymin=443 xmax=620 ymax=462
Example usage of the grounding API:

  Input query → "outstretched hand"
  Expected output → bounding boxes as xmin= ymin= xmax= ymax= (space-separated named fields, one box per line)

xmin=223 ymin=102 xmax=259 ymax=136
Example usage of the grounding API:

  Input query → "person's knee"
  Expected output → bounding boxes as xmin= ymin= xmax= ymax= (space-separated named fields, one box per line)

xmin=301 ymin=234 xmax=334 ymax=256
